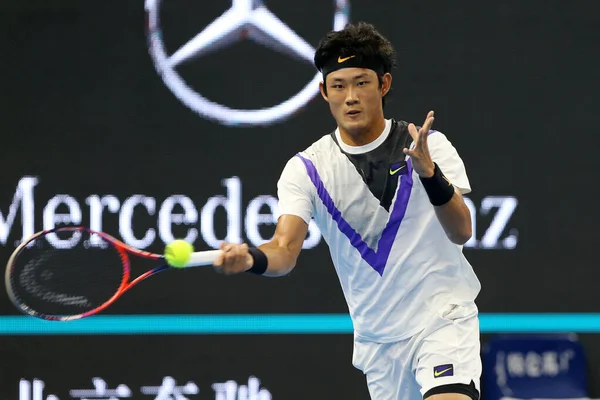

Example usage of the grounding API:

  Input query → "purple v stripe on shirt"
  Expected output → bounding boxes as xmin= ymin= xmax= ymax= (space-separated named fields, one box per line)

xmin=296 ymin=154 xmax=414 ymax=276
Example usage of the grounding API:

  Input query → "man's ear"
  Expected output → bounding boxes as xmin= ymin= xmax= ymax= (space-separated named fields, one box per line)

xmin=319 ymin=81 xmax=329 ymax=102
xmin=381 ymin=73 xmax=392 ymax=97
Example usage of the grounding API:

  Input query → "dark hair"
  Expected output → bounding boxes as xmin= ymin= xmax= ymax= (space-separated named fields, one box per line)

xmin=314 ymin=22 xmax=397 ymax=106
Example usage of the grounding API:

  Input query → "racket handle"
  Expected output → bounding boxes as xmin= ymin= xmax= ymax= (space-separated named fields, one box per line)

xmin=184 ymin=250 xmax=223 ymax=267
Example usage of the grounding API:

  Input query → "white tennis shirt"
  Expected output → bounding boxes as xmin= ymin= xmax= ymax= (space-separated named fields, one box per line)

xmin=277 ymin=119 xmax=481 ymax=342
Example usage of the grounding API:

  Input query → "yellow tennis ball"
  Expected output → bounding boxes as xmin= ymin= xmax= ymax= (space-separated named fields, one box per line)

xmin=164 ymin=240 xmax=194 ymax=268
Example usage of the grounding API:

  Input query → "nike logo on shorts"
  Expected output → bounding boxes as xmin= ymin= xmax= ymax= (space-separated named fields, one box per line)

xmin=433 ymin=364 xmax=454 ymax=378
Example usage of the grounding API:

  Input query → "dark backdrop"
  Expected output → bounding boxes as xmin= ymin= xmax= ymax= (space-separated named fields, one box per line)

xmin=1 ymin=1 xmax=599 ymax=398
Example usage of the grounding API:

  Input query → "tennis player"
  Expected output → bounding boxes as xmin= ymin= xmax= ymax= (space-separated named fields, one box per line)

xmin=214 ymin=22 xmax=481 ymax=400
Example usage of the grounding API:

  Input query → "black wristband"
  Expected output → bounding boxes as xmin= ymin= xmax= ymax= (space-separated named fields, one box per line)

xmin=246 ymin=247 xmax=268 ymax=275
xmin=419 ymin=163 xmax=455 ymax=206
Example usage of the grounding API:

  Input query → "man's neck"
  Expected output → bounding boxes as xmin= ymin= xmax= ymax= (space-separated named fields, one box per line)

xmin=338 ymin=117 xmax=387 ymax=147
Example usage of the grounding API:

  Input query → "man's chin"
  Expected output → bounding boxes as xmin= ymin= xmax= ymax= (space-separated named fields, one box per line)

xmin=340 ymin=119 xmax=367 ymax=134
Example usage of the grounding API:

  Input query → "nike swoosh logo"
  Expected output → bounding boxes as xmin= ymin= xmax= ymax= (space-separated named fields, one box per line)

xmin=389 ymin=165 xmax=406 ymax=175
xmin=338 ymin=55 xmax=356 ymax=63
xmin=434 ymin=367 xmax=453 ymax=377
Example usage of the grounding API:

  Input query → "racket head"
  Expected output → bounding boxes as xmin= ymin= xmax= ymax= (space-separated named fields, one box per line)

xmin=4 ymin=226 xmax=164 ymax=321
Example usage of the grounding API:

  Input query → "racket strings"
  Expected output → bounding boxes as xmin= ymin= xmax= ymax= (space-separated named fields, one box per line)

xmin=9 ymin=230 xmax=126 ymax=317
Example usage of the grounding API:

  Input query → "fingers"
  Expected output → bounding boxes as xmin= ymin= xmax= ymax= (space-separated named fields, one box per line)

xmin=212 ymin=242 xmax=251 ymax=275
xmin=421 ymin=110 xmax=435 ymax=135
xmin=404 ymin=110 xmax=435 ymax=158
xmin=418 ymin=111 xmax=434 ymax=153
xmin=407 ymin=123 xmax=419 ymax=141
xmin=213 ymin=253 xmax=224 ymax=267
xmin=214 ymin=242 xmax=232 ymax=267
xmin=407 ymin=111 xmax=435 ymax=145
xmin=219 ymin=241 xmax=233 ymax=252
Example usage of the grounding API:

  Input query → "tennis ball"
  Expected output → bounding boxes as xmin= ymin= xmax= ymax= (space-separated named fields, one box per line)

xmin=164 ymin=240 xmax=194 ymax=268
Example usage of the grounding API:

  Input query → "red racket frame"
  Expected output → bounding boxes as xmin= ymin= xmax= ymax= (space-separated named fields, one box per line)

xmin=5 ymin=226 xmax=170 ymax=321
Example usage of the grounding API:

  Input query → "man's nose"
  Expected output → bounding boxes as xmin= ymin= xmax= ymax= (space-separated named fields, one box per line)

xmin=345 ymin=87 xmax=359 ymax=105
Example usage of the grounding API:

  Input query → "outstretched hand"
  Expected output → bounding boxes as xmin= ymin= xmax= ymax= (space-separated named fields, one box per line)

xmin=403 ymin=110 xmax=436 ymax=178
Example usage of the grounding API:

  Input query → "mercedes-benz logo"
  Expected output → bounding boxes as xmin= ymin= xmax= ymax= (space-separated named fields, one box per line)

xmin=145 ymin=0 xmax=350 ymax=127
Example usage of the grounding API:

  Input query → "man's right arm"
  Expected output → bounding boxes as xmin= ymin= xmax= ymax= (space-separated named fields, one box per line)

xmin=213 ymin=155 xmax=314 ymax=276
xmin=255 ymin=214 xmax=308 ymax=276
xmin=212 ymin=214 xmax=308 ymax=277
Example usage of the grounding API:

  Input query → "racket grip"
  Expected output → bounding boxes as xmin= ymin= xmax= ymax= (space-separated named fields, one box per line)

xmin=184 ymin=250 xmax=223 ymax=267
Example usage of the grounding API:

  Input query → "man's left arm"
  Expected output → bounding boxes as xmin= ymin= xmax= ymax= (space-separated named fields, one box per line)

xmin=424 ymin=168 xmax=472 ymax=245
xmin=403 ymin=111 xmax=472 ymax=245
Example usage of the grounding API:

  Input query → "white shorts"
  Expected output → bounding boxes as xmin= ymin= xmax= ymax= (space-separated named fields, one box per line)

xmin=352 ymin=302 xmax=482 ymax=400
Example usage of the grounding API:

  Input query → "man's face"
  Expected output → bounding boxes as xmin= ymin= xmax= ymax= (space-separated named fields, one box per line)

xmin=320 ymin=67 xmax=390 ymax=136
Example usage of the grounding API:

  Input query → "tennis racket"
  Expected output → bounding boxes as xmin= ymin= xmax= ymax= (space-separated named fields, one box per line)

xmin=4 ymin=226 xmax=222 ymax=321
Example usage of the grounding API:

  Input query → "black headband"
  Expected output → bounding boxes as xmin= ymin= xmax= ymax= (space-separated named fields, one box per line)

xmin=321 ymin=54 xmax=385 ymax=81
